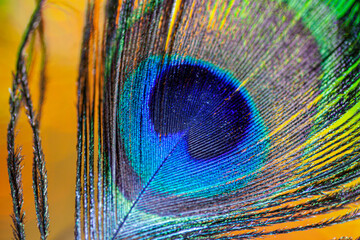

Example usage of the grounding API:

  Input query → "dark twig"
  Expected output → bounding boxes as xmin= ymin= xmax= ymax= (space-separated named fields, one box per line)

xmin=6 ymin=0 xmax=49 ymax=239
xmin=7 ymin=71 xmax=26 ymax=240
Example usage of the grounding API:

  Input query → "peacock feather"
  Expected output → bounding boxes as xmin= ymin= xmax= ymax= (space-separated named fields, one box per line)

xmin=5 ymin=0 xmax=360 ymax=239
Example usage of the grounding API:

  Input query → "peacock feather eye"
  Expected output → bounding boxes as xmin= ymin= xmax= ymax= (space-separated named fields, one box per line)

xmin=118 ymin=56 xmax=268 ymax=209
xmin=104 ymin=0 xmax=360 ymax=238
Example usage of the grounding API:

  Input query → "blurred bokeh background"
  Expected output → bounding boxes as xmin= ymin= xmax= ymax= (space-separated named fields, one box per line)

xmin=0 ymin=0 xmax=359 ymax=239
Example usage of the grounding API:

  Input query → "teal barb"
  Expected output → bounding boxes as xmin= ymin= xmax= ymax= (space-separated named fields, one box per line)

xmin=74 ymin=0 xmax=360 ymax=239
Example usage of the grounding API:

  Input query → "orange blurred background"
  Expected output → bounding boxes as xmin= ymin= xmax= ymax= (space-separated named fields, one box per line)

xmin=0 ymin=0 xmax=359 ymax=239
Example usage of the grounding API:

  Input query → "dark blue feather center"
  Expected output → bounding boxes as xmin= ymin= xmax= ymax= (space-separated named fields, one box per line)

xmin=149 ymin=64 xmax=251 ymax=160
